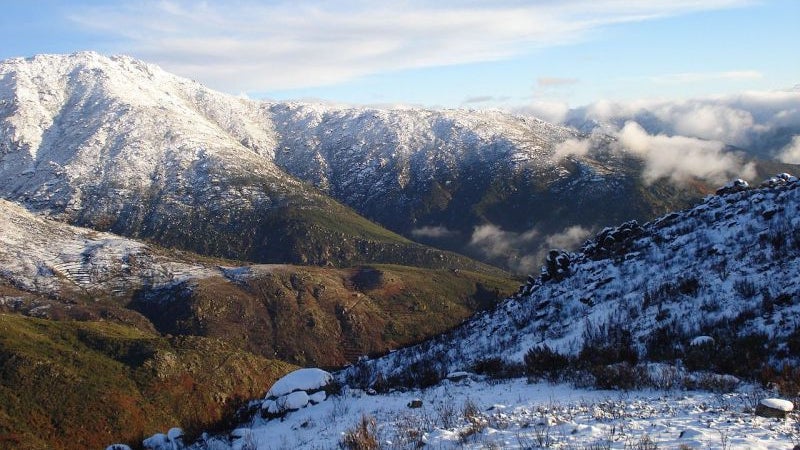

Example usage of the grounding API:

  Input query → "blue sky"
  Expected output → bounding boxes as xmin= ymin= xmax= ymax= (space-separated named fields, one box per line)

xmin=1 ymin=0 xmax=797 ymax=109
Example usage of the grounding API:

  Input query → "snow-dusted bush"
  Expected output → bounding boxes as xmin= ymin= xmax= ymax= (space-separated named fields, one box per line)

xmin=524 ymin=345 xmax=571 ymax=382
xmin=340 ymin=415 xmax=379 ymax=450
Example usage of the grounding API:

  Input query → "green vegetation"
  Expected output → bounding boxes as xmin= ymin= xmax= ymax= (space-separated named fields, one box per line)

xmin=130 ymin=264 xmax=519 ymax=368
xmin=0 ymin=314 xmax=294 ymax=450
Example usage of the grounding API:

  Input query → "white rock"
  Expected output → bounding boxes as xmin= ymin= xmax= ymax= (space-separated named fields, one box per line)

xmin=261 ymin=398 xmax=276 ymax=412
xmin=446 ymin=371 xmax=470 ymax=381
xmin=142 ymin=433 xmax=169 ymax=450
xmin=283 ymin=390 xmax=310 ymax=410
xmin=106 ymin=445 xmax=133 ymax=450
xmin=230 ymin=427 xmax=251 ymax=439
xmin=266 ymin=368 xmax=332 ymax=398
xmin=760 ymin=398 xmax=793 ymax=412
xmin=309 ymin=390 xmax=327 ymax=404
xmin=167 ymin=427 xmax=184 ymax=440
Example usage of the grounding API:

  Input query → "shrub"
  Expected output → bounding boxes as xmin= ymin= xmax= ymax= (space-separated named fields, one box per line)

xmin=472 ymin=357 xmax=523 ymax=379
xmin=590 ymin=363 xmax=648 ymax=390
xmin=340 ymin=415 xmax=380 ymax=450
xmin=579 ymin=322 xmax=638 ymax=368
xmin=645 ymin=323 xmax=684 ymax=362
xmin=524 ymin=345 xmax=571 ymax=382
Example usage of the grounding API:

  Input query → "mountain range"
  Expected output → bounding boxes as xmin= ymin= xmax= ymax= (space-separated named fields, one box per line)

xmin=4 ymin=52 xmax=792 ymax=273
xmin=1 ymin=52 xmax=799 ymax=449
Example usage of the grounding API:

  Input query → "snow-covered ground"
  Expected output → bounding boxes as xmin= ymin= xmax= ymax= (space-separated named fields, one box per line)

xmin=191 ymin=377 xmax=798 ymax=449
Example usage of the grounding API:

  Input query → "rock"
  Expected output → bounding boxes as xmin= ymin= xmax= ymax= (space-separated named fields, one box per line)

xmin=167 ymin=428 xmax=184 ymax=441
xmin=230 ymin=428 xmax=251 ymax=439
xmin=756 ymin=398 xmax=794 ymax=418
xmin=283 ymin=390 xmax=310 ymax=410
xmin=446 ymin=371 xmax=471 ymax=382
xmin=142 ymin=433 xmax=169 ymax=450
xmin=689 ymin=336 xmax=714 ymax=346
xmin=266 ymin=368 xmax=333 ymax=398
xmin=716 ymin=179 xmax=749 ymax=196
xmin=309 ymin=390 xmax=327 ymax=404
xmin=106 ymin=445 xmax=132 ymax=450
xmin=408 ymin=399 xmax=423 ymax=408
xmin=262 ymin=368 xmax=333 ymax=419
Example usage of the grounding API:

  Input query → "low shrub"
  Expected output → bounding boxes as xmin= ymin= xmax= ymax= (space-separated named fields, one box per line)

xmin=524 ymin=345 xmax=571 ymax=382
xmin=340 ymin=415 xmax=380 ymax=450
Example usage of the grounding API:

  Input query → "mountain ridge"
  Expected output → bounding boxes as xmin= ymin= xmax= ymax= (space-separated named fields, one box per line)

xmin=1 ymin=52 xmax=504 ymax=272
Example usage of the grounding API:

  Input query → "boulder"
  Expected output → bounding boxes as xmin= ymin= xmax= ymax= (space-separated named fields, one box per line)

xmin=407 ymin=399 xmax=423 ymax=408
xmin=309 ymin=390 xmax=327 ymax=404
xmin=262 ymin=368 xmax=333 ymax=419
xmin=756 ymin=398 xmax=794 ymax=418
xmin=266 ymin=368 xmax=333 ymax=398
xmin=446 ymin=371 xmax=471 ymax=382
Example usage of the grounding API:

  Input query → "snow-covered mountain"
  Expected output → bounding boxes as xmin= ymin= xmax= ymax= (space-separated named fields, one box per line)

xmin=0 ymin=52 xmax=505 ymax=271
xmin=1 ymin=52 xmax=736 ymax=272
xmin=342 ymin=174 xmax=800 ymax=385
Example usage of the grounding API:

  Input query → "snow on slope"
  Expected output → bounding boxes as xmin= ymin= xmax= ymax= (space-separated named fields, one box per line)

xmin=0 ymin=198 xmax=214 ymax=296
xmin=0 ymin=51 xmax=577 ymax=218
xmin=341 ymin=176 xmax=800 ymax=382
xmin=0 ymin=52 xmax=305 ymax=223
xmin=171 ymin=179 xmax=800 ymax=450
xmin=190 ymin=378 xmax=798 ymax=450
xmin=268 ymin=103 xmax=577 ymax=202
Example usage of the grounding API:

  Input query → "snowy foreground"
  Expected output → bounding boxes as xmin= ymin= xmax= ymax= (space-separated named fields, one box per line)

xmin=191 ymin=378 xmax=798 ymax=449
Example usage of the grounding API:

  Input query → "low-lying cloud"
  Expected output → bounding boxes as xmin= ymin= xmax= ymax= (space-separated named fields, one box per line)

xmin=614 ymin=121 xmax=756 ymax=184
xmin=410 ymin=225 xmax=458 ymax=239
xmin=566 ymin=89 xmax=800 ymax=156
xmin=469 ymin=224 xmax=591 ymax=274
xmin=778 ymin=135 xmax=800 ymax=164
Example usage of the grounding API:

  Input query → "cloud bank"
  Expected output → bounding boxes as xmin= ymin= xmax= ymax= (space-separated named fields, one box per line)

xmin=614 ymin=122 xmax=756 ymax=184
xmin=470 ymin=224 xmax=591 ymax=274
xmin=69 ymin=0 xmax=750 ymax=93
xmin=567 ymin=89 xmax=800 ymax=155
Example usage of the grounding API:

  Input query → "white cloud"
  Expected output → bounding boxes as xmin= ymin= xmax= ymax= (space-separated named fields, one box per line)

xmin=544 ymin=225 xmax=592 ymax=251
xmin=614 ymin=121 xmax=756 ymax=184
xmin=538 ymin=77 xmax=579 ymax=87
xmin=517 ymin=100 xmax=571 ymax=124
xmin=566 ymin=89 xmax=800 ymax=153
xmin=68 ymin=0 xmax=751 ymax=93
xmin=410 ymin=225 xmax=458 ymax=239
xmin=552 ymin=137 xmax=591 ymax=160
xmin=469 ymin=224 xmax=591 ymax=274
xmin=777 ymin=135 xmax=800 ymax=164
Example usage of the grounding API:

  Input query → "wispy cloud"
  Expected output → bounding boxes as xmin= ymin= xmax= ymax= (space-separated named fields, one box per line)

xmin=411 ymin=225 xmax=458 ymax=239
xmin=68 ymin=0 xmax=751 ymax=93
xmin=469 ymin=224 xmax=591 ymax=274
xmin=650 ymin=70 xmax=763 ymax=84
xmin=538 ymin=77 xmax=579 ymax=87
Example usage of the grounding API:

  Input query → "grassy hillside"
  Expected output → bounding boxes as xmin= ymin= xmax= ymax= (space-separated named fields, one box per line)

xmin=130 ymin=264 xmax=519 ymax=367
xmin=0 ymin=315 xmax=295 ymax=450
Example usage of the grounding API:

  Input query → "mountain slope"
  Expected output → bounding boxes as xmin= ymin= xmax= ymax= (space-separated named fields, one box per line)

xmin=0 ymin=314 xmax=295 ymax=450
xmin=0 ymin=52 xmax=496 ymax=271
xmin=341 ymin=174 xmax=800 ymax=385
xmin=0 ymin=198 xmax=517 ymax=368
